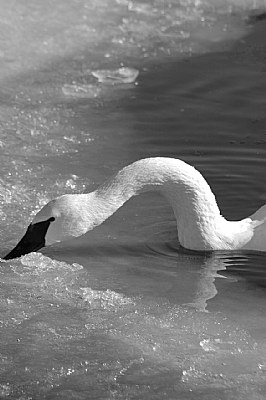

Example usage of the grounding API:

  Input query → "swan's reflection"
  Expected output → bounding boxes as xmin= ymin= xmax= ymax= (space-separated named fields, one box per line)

xmin=184 ymin=252 xmax=227 ymax=311
xmin=187 ymin=250 xmax=266 ymax=312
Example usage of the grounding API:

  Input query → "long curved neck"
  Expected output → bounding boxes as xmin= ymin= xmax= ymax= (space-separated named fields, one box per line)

xmin=83 ymin=158 xmax=227 ymax=250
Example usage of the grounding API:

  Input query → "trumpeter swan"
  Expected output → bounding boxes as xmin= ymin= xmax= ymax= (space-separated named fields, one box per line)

xmin=4 ymin=157 xmax=266 ymax=259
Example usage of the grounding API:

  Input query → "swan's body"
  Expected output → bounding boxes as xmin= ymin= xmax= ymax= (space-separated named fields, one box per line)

xmin=4 ymin=157 xmax=266 ymax=259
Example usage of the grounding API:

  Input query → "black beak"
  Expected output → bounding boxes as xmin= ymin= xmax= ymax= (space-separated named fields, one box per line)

xmin=4 ymin=217 xmax=55 ymax=260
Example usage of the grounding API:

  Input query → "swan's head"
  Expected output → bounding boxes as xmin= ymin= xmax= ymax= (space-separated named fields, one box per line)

xmin=4 ymin=195 xmax=88 ymax=260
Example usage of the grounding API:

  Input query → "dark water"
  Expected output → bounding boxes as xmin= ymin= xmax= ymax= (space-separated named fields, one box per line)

xmin=1 ymin=1 xmax=266 ymax=399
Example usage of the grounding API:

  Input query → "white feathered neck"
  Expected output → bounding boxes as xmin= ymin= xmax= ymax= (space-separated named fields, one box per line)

xmin=37 ymin=157 xmax=266 ymax=251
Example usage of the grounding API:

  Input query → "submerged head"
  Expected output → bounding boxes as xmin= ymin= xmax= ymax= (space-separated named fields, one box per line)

xmin=4 ymin=195 xmax=88 ymax=260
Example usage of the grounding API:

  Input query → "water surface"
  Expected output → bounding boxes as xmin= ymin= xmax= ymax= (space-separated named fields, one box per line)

xmin=1 ymin=1 xmax=266 ymax=399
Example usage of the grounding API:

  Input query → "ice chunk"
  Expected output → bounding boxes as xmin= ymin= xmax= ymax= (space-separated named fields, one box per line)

xmin=0 ymin=184 xmax=12 ymax=204
xmin=0 ymin=383 xmax=11 ymax=397
xmin=200 ymin=337 xmax=243 ymax=354
xmin=128 ymin=2 xmax=156 ymax=16
xmin=18 ymin=252 xmax=83 ymax=275
xmin=62 ymin=84 xmax=101 ymax=98
xmin=91 ymin=67 xmax=139 ymax=85
xmin=82 ymin=287 xmax=134 ymax=311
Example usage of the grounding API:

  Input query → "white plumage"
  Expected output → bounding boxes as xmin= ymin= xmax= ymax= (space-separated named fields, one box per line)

xmin=31 ymin=157 xmax=266 ymax=252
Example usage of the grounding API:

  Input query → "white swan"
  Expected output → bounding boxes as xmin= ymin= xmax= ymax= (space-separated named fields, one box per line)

xmin=4 ymin=157 xmax=266 ymax=259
